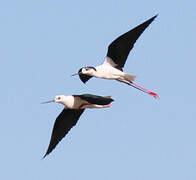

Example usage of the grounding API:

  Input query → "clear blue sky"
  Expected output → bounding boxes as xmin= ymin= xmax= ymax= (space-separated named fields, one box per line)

xmin=0 ymin=0 xmax=196 ymax=179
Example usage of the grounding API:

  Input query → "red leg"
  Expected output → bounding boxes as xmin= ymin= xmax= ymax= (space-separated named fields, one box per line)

xmin=130 ymin=82 xmax=159 ymax=98
xmin=118 ymin=79 xmax=159 ymax=98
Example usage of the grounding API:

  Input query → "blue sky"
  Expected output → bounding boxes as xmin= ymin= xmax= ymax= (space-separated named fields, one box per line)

xmin=0 ymin=0 xmax=196 ymax=179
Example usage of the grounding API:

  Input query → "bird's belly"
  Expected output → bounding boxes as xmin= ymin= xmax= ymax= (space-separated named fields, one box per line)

xmin=96 ymin=66 xmax=124 ymax=79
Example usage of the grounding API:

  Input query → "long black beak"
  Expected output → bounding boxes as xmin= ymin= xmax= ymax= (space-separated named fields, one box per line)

xmin=71 ymin=72 xmax=82 ymax=77
xmin=71 ymin=73 xmax=79 ymax=77
xmin=41 ymin=100 xmax=55 ymax=104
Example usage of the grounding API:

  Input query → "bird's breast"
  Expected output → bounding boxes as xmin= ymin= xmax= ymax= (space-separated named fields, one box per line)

xmin=95 ymin=65 xmax=124 ymax=79
xmin=63 ymin=96 xmax=83 ymax=109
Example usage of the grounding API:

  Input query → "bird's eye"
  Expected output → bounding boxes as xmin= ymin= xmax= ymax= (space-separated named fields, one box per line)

xmin=57 ymin=97 xmax=61 ymax=100
xmin=85 ymin=68 xmax=89 ymax=71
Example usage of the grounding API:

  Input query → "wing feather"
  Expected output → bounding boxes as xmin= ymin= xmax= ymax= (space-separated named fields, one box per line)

xmin=106 ymin=15 xmax=157 ymax=69
xmin=43 ymin=109 xmax=84 ymax=158
xmin=74 ymin=94 xmax=114 ymax=105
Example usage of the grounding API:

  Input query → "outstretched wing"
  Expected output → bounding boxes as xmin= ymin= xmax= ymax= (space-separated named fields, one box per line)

xmin=43 ymin=109 xmax=85 ymax=158
xmin=74 ymin=94 xmax=114 ymax=105
xmin=106 ymin=15 xmax=157 ymax=69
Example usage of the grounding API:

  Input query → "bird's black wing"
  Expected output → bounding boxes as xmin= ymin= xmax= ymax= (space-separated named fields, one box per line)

xmin=74 ymin=94 xmax=114 ymax=105
xmin=43 ymin=108 xmax=85 ymax=158
xmin=106 ymin=15 xmax=157 ymax=69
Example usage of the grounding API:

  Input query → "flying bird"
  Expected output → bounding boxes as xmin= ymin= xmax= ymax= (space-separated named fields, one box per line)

xmin=42 ymin=94 xmax=114 ymax=158
xmin=72 ymin=15 xmax=158 ymax=98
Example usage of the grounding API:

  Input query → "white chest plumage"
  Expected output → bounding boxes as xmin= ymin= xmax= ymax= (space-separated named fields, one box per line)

xmin=62 ymin=96 xmax=83 ymax=109
xmin=95 ymin=64 xmax=124 ymax=79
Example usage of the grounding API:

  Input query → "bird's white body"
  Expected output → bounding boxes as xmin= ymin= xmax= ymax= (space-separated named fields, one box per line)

xmin=94 ymin=57 xmax=136 ymax=82
xmin=81 ymin=57 xmax=136 ymax=83
xmin=95 ymin=64 xmax=124 ymax=80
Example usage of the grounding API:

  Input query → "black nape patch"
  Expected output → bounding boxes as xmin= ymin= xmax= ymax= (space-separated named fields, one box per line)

xmin=78 ymin=67 xmax=94 ymax=83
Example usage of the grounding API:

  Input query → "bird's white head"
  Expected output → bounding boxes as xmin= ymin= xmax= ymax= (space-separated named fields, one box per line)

xmin=54 ymin=95 xmax=67 ymax=104
xmin=80 ymin=66 xmax=97 ymax=76
xmin=42 ymin=95 xmax=67 ymax=105
xmin=71 ymin=66 xmax=97 ymax=83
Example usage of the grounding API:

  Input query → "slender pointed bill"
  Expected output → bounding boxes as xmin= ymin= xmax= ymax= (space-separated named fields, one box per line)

xmin=71 ymin=71 xmax=83 ymax=77
xmin=129 ymin=82 xmax=159 ymax=99
xmin=71 ymin=73 xmax=79 ymax=77
xmin=41 ymin=100 xmax=55 ymax=104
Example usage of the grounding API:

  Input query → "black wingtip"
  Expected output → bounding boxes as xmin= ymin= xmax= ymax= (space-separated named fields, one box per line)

xmin=42 ymin=154 xmax=47 ymax=159
xmin=42 ymin=142 xmax=59 ymax=159
xmin=42 ymin=151 xmax=50 ymax=159
xmin=147 ymin=14 xmax=158 ymax=23
xmin=148 ymin=14 xmax=158 ymax=23
xmin=42 ymin=141 xmax=58 ymax=159
xmin=153 ymin=14 xmax=158 ymax=19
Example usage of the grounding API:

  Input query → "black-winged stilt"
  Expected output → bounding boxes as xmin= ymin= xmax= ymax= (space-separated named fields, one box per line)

xmin=72 ymin=15 xmax=158 ymax=98
xmin=42 ymin=94 xmax=114 ymax=157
